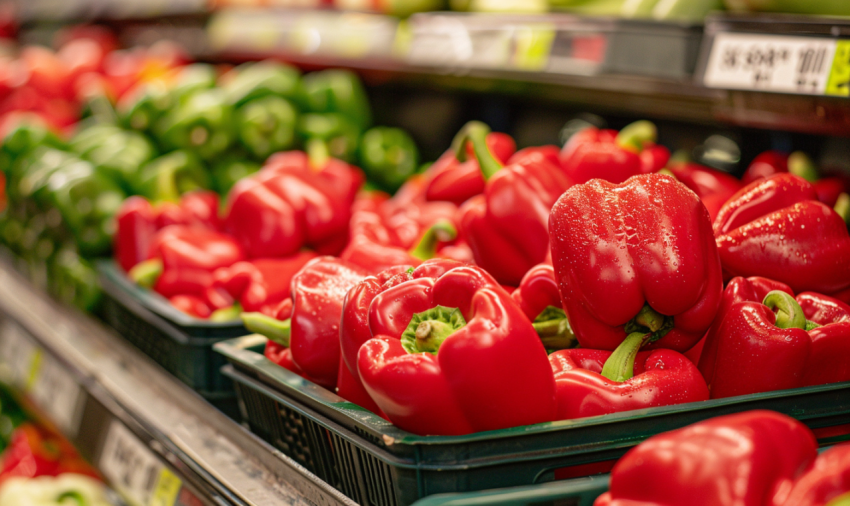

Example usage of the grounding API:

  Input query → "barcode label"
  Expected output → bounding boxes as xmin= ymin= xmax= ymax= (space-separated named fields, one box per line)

xmin=704 ymin=32 xmax=837 ymax=95
xmin=100 ymin=422 xmax=181 ymax=506
xmin=28 ymin=350 xmax=83 ymax=436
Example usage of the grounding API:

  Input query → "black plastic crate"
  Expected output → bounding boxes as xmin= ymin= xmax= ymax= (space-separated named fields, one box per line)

xmin=97 ymin=260 xmax=245 ymax=415
xmin=217 ymin=334 xmax=850 ymax=506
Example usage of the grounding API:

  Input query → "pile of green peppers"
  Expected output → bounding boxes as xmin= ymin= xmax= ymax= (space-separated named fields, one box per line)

xmin=0 ymin=61 xmax=420 ymax=313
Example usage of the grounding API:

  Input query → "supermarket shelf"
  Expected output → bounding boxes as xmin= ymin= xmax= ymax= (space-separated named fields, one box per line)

xmin=0 ymin=258 xmax=357 ymax=506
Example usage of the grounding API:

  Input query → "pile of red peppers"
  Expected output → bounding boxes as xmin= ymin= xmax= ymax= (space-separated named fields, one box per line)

xmin=113 ymin=117 xmax=850 ymax=445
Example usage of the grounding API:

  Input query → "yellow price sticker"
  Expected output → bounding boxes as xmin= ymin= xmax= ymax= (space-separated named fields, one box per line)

xmin=513 ymin=24 xmax=556 ymax=71
xmin=149 ymin=467 xmax=182 ymax=506
xmin=826 ymin=40 xmax=850 ymax=97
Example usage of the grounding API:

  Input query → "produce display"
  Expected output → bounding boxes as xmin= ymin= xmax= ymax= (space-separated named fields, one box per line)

xmin=1 ymin=6 xmax=850 ymax=505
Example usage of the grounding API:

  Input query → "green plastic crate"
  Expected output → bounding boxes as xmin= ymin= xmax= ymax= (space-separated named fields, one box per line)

xmin=410 ymin=476 xmax=609 ymax=506
xmin=215 ymin=334 xmax=850 ymax=506
xmin=97 ymin=260 xmax=245 ymax=415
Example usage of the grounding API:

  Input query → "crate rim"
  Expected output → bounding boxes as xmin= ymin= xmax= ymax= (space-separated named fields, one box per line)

xmin=216 ymin=334 xmax=850 ymax=447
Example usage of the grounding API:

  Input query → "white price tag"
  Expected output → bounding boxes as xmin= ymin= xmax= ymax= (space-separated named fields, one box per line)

xmin=99 ymin=422 xmax=182 ymax=506
xmin=0 ymin=321 xmax=37 ymax=387
xmin=28 ymin=350 xmax=83 ymax=436
xmin=704 ymin=32 xmax=837 ymax=95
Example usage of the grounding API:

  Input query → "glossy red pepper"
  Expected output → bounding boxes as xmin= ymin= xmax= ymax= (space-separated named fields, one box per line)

xmin=511 ymin=263 xmax=575 ymax=351
xmin=208 ymin=252 xmax=317 ymax=314
xmin=115 ymin=191 xmax=221 ymax=272
xmin=741 ymin=150 xmax=790 ymax=186
xmin=814 ymin=177 xmax=849 ymax=208
xmin=666 ymin=161 xmax=742 ymax=221
xmin=549 ymin=345 xmax=708 ymax=420
xmin=242 ymin=257 xmax=369 ymax=389
xmin=714 ymin=173 xmax=850 ymax=294
xmin=128 ymin=226 xmax=245 ymax=299
xmin=780 ymin=444 xmax=850 ymax=506
xmin=795 ymin=291 xmax=850 ymax=388
xmin=559 ymin=121 xmax=658 ymax=185
xmin=0 ymin=424 xmax=99 ymax=483
xmin=341 ymin=220 xmax=458 ymax=274
xmin=508 ymin=145 xmax=561 ymax=168
xmin=639 ymin=144 xmax=671 ymax=174
xmin=422 ymin=122 xmax=515 ymax=205
xmin=350 ymin=259 xmax=556 ymax=435
xmin=169 ymin=294 xmax=212 ymax=319
xmin=691 ymin=275 xmax=792 ymax=369
xmin=594 ymin=410 xmax=818 ymax=506
xmin=549 ymin=173 xmax=723 ymax=352
xmin=457 ymin=122 xmax=574 ymax=286
xmin=223 ymin=151 xmax=364 ymax=259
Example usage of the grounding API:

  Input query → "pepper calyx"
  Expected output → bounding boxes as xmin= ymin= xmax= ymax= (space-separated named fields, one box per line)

xmin=532 ymin=306 xmax=577 ymax=352
xmin=401 ymin=306 xmax=466 ymax=354
xmin=128 ymin=258 xmax=163 ymax=289
xmin=615 ymin=120 xmax=657 ymax=153
xmin=624 ymin=304 xmax=673 ymax=343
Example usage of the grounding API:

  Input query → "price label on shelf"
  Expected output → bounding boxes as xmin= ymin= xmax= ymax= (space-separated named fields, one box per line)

xmin=100 ymin=422 xmax=182 ymax=506
xmin=703 ymin=32 xmax=837 ymax=95
xmin=0 ymin=321 xmax=37 ymax=386
xmin=27 ymin=350 xmax=83 ymax=436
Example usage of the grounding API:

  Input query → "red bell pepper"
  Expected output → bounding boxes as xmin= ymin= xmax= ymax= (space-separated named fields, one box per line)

xmin=741 ymin=150 xmax=790 ymax=185
xmin=422 ymin=121 xmax=516 ymax=205
xmin=559 ymin=121 xmax=659 ymax=185
xmin=242 ymin=257 xmax=369 ymax=389
xmin=208 ymin=252 xmax=317 ymax=314
xmin=714 ymin=173 xmax=850 ymax=294
xmin=511 ymin=263 xmax=575 ymax=351
xmin=223 ymin=151 xmax=364 ymax=258
xmin=549 ymin=173 xmax=723 ymax=352
xmin=693 ymin=275 xmax=793 ymax=369
xmin=665 ymin=161 xmax=742 ymax=221
xmin=814 ymin=177 xmax=849 ymax=208
xmin=0 ymin=424 xmax=100 ymax=483
xmin=594 ymin=410 xmax=818 ymax=506
xmin=549 ymin=345 xmax=708 ymax=420
xmin=128 ymin=226 xmax=245 ymax=300
xmin=341 ymin=220 xmax=458 ymax=274
xmin=639 ymin=143 xmax=671 ymax=174
xmin=350 ymin=259 xmax=556 ymax=435
xmin=508 ymin=145 xmax=561 ymax=168
xmin=795 ymin=291 xmax=850 ymax=388
xmin=169 ymin=294 xmax=212 ymax=319
xmin=115 ymin=190 xmax=221 ymax=272
xmin=780 ymin=444 xmax=850 ymax=506
xmin=457 ymin=122 xmax=573 ymax=286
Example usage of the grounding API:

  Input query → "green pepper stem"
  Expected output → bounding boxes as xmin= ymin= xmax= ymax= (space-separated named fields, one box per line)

xmin=210 ymin=303 xmax=243 ymax=322
xmin=805 ymin=320 xmax=822 ymax=331
xmin=128 ymin=258 xmax=163 ymax=289
xmin=615 ymin=120 xmax=657 ymax=153
xmin=305 ymin=137 xmax=330 ymax=170
xmin=409 ymin=220 xmax=457 ymax=261
xmin=600 ymin=332 xmax=649 ymax=383
xmin=532 ymin=306 xmax=577 ymax=351
xmin=657 ymin=168 xmax=675 ymax=178
xmin=242 ymin=312 xmax=291 ymax=347
xmin=788 ymin=151 xmax=819 ymax=183
xmin=763 ymin=290 xmax=807 ymax=330
xmin=451 ymin=120 xmax=503 ymax=180
xmin=156 ymin=163 xmax=182 ymax=203
xmin=401 ymin=306 xmax=466 ymax=354
xmin=835 ymin=193 xmax=850 ymax=227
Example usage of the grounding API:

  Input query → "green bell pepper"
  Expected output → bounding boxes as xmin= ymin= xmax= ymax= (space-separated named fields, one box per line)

xmin=83 ymin=130 xmax=157 ymax=190
xmin=223 ymin=60 xmax=305 ymax=107
xmin=156 ymin=90 xmax=234 ymax=161
xmin=303 ymin=69 xmax=371 ymax=130
xmin=46 ymin=160 xmax=125 ymax=257
xmin=298 ymin=112 xmax=360 ymax=164
xmin=236 ymin=95 xmax=299 ymax=160
xmin=132 ymin=150 xmax=211 ymax=202
xmin=17 ymin=148 xmax=83 ymax=209
xmin=211 ymin=155 xmax=261 ymax=196
xmin=51 ymin=245 xmax=102 ymax=312
xmin=0 ymin=118 xmax=65 ymax=177
xmin=172 ymin=63 xmax=217 ymax=104
xmin=68 ymin=122 xmax=124 ymax=159
xmin=358 ymin=126 xmax=420 ymax=192
xmin=118 ymin=81 xmax=173 ymax=133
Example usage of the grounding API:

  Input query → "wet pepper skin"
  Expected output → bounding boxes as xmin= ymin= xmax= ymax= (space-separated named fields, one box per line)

xmin=548 ymin=174 xmax=723 ymax=352
xmin=594 ymin=411 xmax=819 ymax=506
xmin=347 ymin=259 xmax=556 ymax=436
xmin=549 ymin=348 xmax=708 ymax=420
xmin=714 ymin=173 xmax=850 ymax=294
